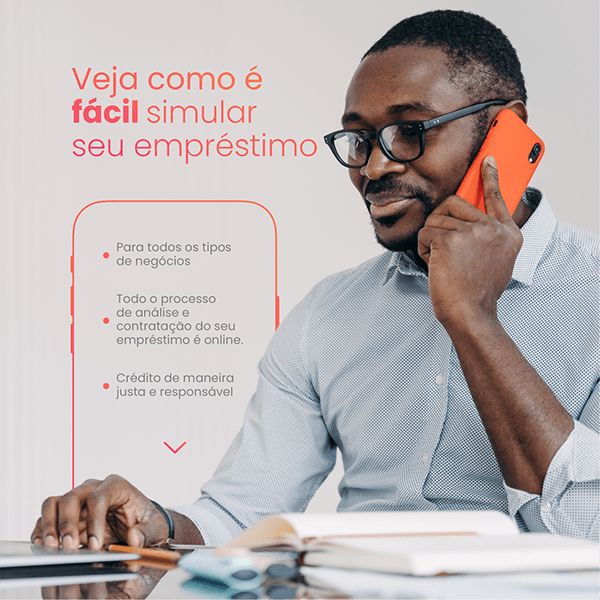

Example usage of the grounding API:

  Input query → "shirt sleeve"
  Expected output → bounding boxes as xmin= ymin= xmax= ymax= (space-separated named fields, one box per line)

xmin=173 ymin=282 xmax=336 ymax=546
xmin=503 ymin=379 xmax=600 ymax=541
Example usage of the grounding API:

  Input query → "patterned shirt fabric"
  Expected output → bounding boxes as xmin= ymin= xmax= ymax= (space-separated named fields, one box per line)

xmin=175 ymin=189 xmax=600 ymax=546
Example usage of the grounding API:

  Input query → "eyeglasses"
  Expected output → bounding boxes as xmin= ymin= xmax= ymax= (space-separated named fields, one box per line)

xmin=323 ymin=99 xmax=508 ymax=168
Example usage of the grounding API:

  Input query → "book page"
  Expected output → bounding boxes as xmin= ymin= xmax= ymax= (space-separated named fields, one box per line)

xmin=227 ymin=510 xmax=518 ymax=548
xmin=287 ymin=511 xmax=518 ymax=541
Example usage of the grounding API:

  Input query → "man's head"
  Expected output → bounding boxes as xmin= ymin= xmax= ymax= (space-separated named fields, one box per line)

xmin=340 ymin=10 xmax=528 ymax=251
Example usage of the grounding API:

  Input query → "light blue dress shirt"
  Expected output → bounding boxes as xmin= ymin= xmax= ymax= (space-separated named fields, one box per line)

xmin=175 ymin=189 xmax=599 ymax=545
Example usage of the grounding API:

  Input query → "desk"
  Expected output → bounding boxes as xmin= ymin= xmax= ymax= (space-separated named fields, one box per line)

xmin=1 ymin=563 xmax=598 ymax=599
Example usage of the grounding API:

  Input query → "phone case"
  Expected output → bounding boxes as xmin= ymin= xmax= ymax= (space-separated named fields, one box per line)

xmin=456 ymin=109 xmax=544 ymax=215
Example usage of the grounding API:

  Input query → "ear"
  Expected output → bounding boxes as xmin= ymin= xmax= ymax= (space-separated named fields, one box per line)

xmin=502 ymin=99 xmax=528 ymax=124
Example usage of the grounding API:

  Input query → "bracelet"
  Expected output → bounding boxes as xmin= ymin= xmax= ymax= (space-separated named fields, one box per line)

xmin=151 ymin=500 xmax=175 ymax=542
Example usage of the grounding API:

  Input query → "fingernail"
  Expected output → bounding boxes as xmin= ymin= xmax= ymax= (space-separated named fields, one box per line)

xmin=61 ymin=534 xmax=74 ymax=548
xmin=88 ymin=535 xmax=100 ymax=550
xmin=44 ymin=535 xmax=57 ymax=547
xmin=485 ymin=156 xmax=497 ymax=168
xmin=33 ymin=537 xmax=42 ymax=545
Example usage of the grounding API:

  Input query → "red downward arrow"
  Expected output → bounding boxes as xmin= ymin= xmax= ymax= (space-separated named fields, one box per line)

xmin=163 ymin=441 xmax=187 ymax=454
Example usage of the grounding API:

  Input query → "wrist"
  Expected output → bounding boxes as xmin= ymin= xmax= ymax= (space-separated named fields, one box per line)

xmin=151 ymin=500 xmax=174 ymax=542
xmin=440 ymin=306 xmax=501 ymax=338
xmin=168 ymin=510 xmax=205 ymax=545
xmin=436 ymin=302 xmax=498 ymax=333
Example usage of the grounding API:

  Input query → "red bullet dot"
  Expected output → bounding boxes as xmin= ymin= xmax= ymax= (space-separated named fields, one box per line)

xmin=103 ymin=317 xmax=110 ymax=324
xmin=102 ymin=252 xmax=110 ymax=259
xmin=103 ymin=383 xmax=110 ymax=390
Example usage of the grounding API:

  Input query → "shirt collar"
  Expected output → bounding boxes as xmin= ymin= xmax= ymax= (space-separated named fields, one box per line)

xmin=383 ymin=250 xmax=426 ymax=284
xmin=383 ymin=188 xmax=556 ymax=288
xmin=510 ymin=188 xmax=556 ymax=285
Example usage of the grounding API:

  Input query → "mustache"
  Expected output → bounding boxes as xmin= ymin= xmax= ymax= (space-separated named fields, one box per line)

xmin=364 ymin=175 xmax=432 ymax=205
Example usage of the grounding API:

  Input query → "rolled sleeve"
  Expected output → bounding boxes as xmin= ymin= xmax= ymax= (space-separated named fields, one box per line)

xmin=172 ymin=496 xmax=244 ymax=547
xmin=504 ymin=381 xmax=600 ymax=541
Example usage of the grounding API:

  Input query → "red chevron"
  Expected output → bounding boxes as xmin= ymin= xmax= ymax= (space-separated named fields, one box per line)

xmin=163 ymin=440 xmax=187 ymax=454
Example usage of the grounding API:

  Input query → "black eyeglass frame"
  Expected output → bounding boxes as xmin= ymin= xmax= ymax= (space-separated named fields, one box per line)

xmin=323 ymin=99 xmax=508 ymax=168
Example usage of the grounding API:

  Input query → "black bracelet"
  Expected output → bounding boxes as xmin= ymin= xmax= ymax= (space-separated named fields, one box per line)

xmin=151 ymin=500 xmax=175 ymax=542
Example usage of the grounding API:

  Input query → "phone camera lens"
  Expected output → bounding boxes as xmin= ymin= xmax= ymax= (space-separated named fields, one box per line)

xmin=528 ymin=143 xmax=542 ymax=164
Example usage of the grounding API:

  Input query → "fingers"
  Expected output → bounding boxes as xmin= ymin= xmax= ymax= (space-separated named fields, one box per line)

xmin=31 ymin=517 xmax=43 ymax=545
xmin=34 ymin=480 xmax=99 ymax=549
xmin=85 ymin=491 xmax=112 ymax=550
xmin=418 ymin=225 xmax=449 ymax=264
xmin=56 ymin=490 xmax=88 ymax=549
xmin=423 ymin=213 xmax=467 ymax=232
xmin=418 ymin=214 xmax=465 ymax=264
xmin=431 ymin=194 xmax=483 ymax=222
xmin=40 ymin=496 xmax=60 ymax=548
xmin=127 ymin=525 xmax=148 ymax=548
xmin=31 ymin=512 xmax=83 ymax=547
xmin=34 ymin=475 xmax=158 ymax=552
xmin=127 ymin=504 xmax=170 ymax=548
xmin=55 ymin=481 xmax=100 ymax=549
xmin=86 ymin=474 xmax=129 ymax=549
xmin=481 ymin=156 xmax=511 ymax=221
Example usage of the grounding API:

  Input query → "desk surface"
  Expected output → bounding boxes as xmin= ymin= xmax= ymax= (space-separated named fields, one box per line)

xmin=1 ymin=563 xmax=598 ymax=599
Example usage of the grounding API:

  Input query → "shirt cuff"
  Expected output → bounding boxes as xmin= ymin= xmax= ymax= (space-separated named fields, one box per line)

xmin=503 ymin=418 xmax=599 ymax=516
xmin=504 ymin=482 xmax=538 ymax=517
xmin=172 ymin=496 xmax=244 ymax=546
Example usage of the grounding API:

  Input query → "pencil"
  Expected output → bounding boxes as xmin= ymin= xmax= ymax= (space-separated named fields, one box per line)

xmin=107 ymin=544 xmax=181 ymax=562
xmin=125 ymin=558 xmax=180 ymax=571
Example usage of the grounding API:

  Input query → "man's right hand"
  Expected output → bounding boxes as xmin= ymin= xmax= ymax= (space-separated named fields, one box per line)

xmin=31 ymin=475 xmax=170 ymax=550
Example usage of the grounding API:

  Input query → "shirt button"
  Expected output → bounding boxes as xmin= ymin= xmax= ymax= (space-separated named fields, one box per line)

xmin=542 ymin=501 xmax=552 ymax=510
xmin=421 ymin=453 xmax=429 ymax=463
xmin=435 ymin=374 xmax=445 ymax=386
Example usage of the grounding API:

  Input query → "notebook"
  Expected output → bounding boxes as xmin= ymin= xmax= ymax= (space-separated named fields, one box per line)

xmin=223 ymin=511 xmax=599 ymax=576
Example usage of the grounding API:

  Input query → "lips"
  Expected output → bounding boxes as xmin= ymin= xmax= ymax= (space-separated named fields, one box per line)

xmin=366 ymin=194 xmax=417 ymax=220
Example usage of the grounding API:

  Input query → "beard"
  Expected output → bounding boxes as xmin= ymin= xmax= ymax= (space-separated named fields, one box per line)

xmin=366 ymin=176 xmax=437 ymax=252
xmin=373 ymin=220 xmax=420 ymax=252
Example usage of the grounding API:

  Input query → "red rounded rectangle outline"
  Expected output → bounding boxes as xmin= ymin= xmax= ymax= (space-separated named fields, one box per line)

xmin=70 ymin=199 xmax=279 ymax=488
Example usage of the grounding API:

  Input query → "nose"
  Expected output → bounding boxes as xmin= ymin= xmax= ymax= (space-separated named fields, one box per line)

xmin=360 ymin=143 xmax=408 ymax=181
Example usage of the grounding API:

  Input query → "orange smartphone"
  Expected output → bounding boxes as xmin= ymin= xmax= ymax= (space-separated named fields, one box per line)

xmin=456 ymin=109 xmax=544 ymax=215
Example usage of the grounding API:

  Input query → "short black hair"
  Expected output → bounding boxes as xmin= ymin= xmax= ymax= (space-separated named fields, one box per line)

xmin=364 ymin=10 xmax=527 ymax=105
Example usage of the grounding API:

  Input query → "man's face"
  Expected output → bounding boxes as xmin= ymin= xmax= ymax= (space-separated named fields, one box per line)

xmin=344 ymin=45 xmax=486 ymax=251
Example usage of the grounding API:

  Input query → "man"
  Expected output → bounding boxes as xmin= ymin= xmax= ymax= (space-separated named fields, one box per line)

xmin=33 ymin=10 xmax=599 ymax=550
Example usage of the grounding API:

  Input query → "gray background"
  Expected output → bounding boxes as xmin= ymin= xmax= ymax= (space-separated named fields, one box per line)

xmin=0 ymin=0 xmax=598 ymax=540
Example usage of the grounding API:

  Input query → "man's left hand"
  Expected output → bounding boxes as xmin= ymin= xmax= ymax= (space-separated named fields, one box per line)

xmin=417 ymin=156 xmax=523 ymax=327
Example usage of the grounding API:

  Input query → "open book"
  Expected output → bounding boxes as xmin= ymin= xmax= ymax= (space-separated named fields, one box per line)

xmin=224 ymin=511 xmax=599 ymax=576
